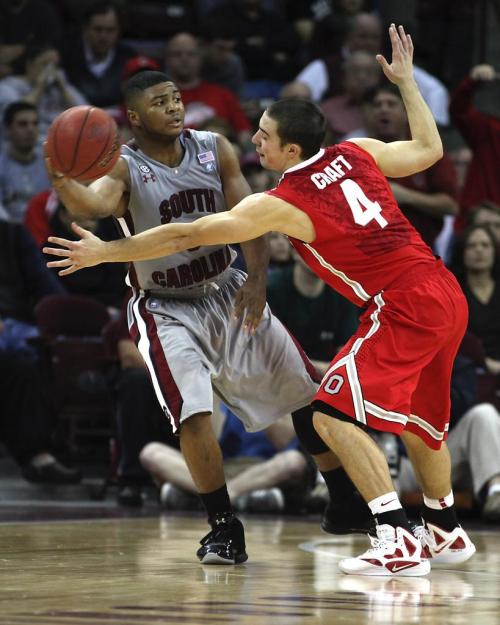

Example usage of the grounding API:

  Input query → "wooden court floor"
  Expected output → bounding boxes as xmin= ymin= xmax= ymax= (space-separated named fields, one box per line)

xmin=1 ymin=515 xmax=499 ymax=625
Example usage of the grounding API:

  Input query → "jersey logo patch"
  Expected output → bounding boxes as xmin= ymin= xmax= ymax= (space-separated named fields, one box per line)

xmin=139 ymin=164 xmax=157 ymax=183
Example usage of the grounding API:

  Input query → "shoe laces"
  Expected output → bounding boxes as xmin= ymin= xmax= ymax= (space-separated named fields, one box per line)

xmin=365 ymin=524 xmax=396 ymax=553
xmin=200 ymin=513 xmax=236 ymax=546
xmin=412 ymin=523 xmax=432 ymax=547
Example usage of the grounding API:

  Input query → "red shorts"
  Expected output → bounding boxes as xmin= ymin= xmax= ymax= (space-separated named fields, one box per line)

xmin=313 ymin=262 xmax=468 ymax=449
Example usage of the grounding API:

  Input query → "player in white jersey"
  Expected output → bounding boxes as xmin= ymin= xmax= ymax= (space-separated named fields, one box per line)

xmin=44 ymin=71 xmax=341 ymax=565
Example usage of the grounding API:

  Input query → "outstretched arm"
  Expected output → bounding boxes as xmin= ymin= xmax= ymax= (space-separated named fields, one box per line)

xmin=43 ymin=193 xmax=313 ymax=276
xmin=351 ymin=24 xmax=443 ymax=177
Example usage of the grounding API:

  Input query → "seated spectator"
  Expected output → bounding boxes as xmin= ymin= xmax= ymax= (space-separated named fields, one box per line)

xmin=140 ymin=409 xmax=311 ymax=514
xmin=293 ymin=12 xmax=450 ymax=126
xmin=450 ymin=224 xmax=500 ymax=377
xmin=62 ymin=1 xmax=135 ymax=109
xmin=279 ymin=81 xmax=312 ymax=100
xmin=268 ymin=232 xmax=293 ymax=274
xmin=360 ymin=83 xmax=458 ymax=249
xmin=450 ymin=64 xmax=500 ymax=230
xmin=321 ymin=50 xmax=381 ymax=141
xmin=164 ymin=32 xmax=253 ymax=152
xmin=0 ymin=102 xmax=49 ymax=223
xmin=0 ymin=0 xmax=63 ymax=73
xmin=266 ymin=249 xmax=359 ymax=377
xmin=200 ymin=22 xmax=246 ymax=98
xmin=103 ymin=307 xmax=179 ymax=507
xmin=25 ymin=189 xmax=127 ymax=313
xmin=399 ymin=354 xmax=500 ymax=522
xmin=0 ymin=44 xmax=87 ymax=142
xmin=0 ymin=218 xmax=80 ymax=484
xmin=205 ymin=0 xmax=301 ymax=89
xmin=468 ymin=200 xmax=500 ymax=245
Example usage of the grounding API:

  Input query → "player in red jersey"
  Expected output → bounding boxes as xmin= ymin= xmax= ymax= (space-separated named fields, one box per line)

xmin=44 ymin=25 xmax=475 ymax=576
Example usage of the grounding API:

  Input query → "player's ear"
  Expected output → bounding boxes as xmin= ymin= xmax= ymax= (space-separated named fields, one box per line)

xmin=127 ymin=108 xmax=140 ymax=128
xmin=288 ymin=143 xmax=301 ymax=159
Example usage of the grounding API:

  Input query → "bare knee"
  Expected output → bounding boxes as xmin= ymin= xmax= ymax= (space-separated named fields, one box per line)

xmin=269 ymin=450 xmax=307 ymax=483
xmin=139 ymin=442 xmax=173 ymax=472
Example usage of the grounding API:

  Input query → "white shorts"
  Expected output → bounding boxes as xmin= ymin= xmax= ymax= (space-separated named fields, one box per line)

xmin=128 ymin=269 xmax=319 ymax=433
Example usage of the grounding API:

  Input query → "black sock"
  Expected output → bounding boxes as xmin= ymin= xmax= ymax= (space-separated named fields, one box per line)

xmin=321 ymin=467 xmax=357 ymax=503
xmin=200 ymin=484 xmax=232 ymax=521
xmin=376 ymin=508 xmax=411 ymax=530
xmin=422 ymin=504 xmax=458 ymax=531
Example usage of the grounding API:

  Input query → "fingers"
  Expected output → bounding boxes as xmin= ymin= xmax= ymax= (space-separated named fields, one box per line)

xmin=71 ymin=221 xmax=91 ymax=237
xmin=46 ymin=258 xmax=74 ymax=268
xmin=43 ymin=245 xmax=73 ymax=257
xmin=58 ymin=265 xmax=81 ymax=276
xmin=376 ymin=54 xmax=390 ymax=73
xmin=46 ymin=235 xmax=74 ymax=248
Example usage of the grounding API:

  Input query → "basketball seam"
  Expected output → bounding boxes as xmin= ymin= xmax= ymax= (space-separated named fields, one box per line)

xmin=74 ymin=114 xmax=115 ymax=179
xmin=65 ymin=106 xmax=92 ymax=174
xmin=51 ymin=116 xmax=65 ymax=173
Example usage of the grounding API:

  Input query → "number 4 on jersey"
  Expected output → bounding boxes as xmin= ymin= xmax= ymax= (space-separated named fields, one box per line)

xmin=340 ymin=179 xmax=388 ymax=228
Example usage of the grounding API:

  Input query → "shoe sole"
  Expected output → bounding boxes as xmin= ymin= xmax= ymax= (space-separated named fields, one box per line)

xmin=199 ymin=552 xmax=248 ymax=565
xmin=339 ymin=560 xmax=431 ymax=577
xmin=430 ymin=544 xmax=476 ymax=565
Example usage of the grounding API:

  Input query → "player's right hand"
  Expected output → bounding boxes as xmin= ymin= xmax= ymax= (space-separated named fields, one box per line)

xmin=43 ymin=222 xmax=106 ymax=276
xmin=44 ymin=153 xmax=69 ymax=189
xmin=376 ymin=24 xmax=414 ymax=86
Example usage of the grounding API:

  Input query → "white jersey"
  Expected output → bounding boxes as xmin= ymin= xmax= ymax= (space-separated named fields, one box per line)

xmin=118 ymin=129 xmax=236 ymax=297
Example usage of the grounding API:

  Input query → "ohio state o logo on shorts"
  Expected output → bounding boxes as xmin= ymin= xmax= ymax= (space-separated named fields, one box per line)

xmin=324 ymin=374 xmax=344 ymax=395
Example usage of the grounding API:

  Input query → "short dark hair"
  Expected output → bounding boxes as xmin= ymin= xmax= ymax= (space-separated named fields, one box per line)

xmin=122 ymin=70 xmax=171 ymax=106
xmin=363 ymin=82 xmax=402 ymax=105
xmin=82 ymin=1 xmax=120 ymax=25
xmin=450 ymin=224 xmax=500 ymax=282
xmin=266 ymin=99 xmax=326 ymax=159
xmin=3 ymin=101 xmax=38 ymax=127
xmin=469 ymin=200 xmax=500 ymax=223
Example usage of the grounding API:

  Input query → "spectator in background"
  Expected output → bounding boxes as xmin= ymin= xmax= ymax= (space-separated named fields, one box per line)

xmin=0 ymin=218 xmax=80 ymax=485
xmin=103 ymin=305 xmax=179 ymax=507
xmin=293 ymin=12 xmax=450 ymax=126
xmin=468 ymin=201 xmax=500 ymax=245
xmin=450 ymin=64 xmax=500 ymax=231
xmin=450 ymin=225 xmax=500 ymax=377
xmin=0 ymin=45 xmax=87 ymax=142
xmin=267 ymin=249 xmax=359 ymax=378
xmin=164 ymin=32 xmax=253 ymax=152
xmin=400 ymin=354 xmax=500 ymax=522
xmin=25 ymin=189 xmax=127 ymax=314
xmin=62 ymin=1 xmax=135 ymax=109
xmin=200 ymin=22 xmax=246 ymax=99
xmin=0 ymin=0 xmax=63 ymax=74
xmin=206 ymin=0 xmax=300 ymax=95
xmin=268 ymin=232 xmax=293 ymax=274
xmin=141 ymin=409 xmax=311 ymax=514
xmin=361 ymin=83 xmax=458 ymax=249
xmin=321 ymin=50 xmax=381 ymax=141
xmin=0 ymin=102 xmax=49 ymax=223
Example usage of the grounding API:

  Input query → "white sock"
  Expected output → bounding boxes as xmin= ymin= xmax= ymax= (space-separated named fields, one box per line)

xmin=423 ymin=491 xmax=454 ymax=510
xmin=368 ymin=491 xmax=402 ymax=515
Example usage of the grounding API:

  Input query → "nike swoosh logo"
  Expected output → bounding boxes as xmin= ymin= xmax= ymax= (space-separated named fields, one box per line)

xmin=388 ymin=561 xmax=419 ymax=572
xmin=380 ymin=499 xmax=397 ymax=507
xmin=434 ymin=539 xmax=455 ymax=554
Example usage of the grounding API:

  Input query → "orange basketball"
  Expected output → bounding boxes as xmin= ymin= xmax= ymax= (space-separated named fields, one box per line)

xmin=45 ymin=105 xmax=120 ymax=181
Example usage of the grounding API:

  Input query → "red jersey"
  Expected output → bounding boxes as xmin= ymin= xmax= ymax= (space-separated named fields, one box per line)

xmin=267 ymin=141 xmax=437 ymax=307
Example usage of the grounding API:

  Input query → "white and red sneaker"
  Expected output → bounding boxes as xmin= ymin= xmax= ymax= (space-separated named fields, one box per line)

xmin=413 ymin=521 xmax=476 ymax=565
xmin=339 ymin=524 xmax=430 ymax=577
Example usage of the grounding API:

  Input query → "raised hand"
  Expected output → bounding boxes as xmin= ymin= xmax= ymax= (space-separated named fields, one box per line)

xmin=43 ymin=222 xmax=106 ymax=276
xmin=376 ymin=24 xmax=414 ymax=86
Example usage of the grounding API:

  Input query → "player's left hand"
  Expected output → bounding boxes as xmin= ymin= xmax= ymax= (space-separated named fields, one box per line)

xmin=43 ymin=222 xmax=106 ymax=275
xmin=233 ymin=276 xmax=266 ymax=334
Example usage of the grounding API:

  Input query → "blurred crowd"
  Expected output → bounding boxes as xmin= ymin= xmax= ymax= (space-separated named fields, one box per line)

xmin=0 ymin=0 xmax=499 ymax=522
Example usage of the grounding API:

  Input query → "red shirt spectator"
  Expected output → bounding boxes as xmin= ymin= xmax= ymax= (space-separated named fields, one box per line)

xmin=450 ymin=67 xmax=500 ymax=231
xmin=180 ymin=80 xmax=251 ymax=134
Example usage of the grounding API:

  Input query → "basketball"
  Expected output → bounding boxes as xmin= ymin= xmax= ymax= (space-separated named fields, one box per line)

xmin=45 ymin=105 xmax=120 ymax=181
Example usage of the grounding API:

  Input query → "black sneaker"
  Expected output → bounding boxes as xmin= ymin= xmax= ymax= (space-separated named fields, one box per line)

xmin=321 ymin=495 xmax=374 ymax=535
xmin=196 ymin=512 xmax=248 ymax=565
